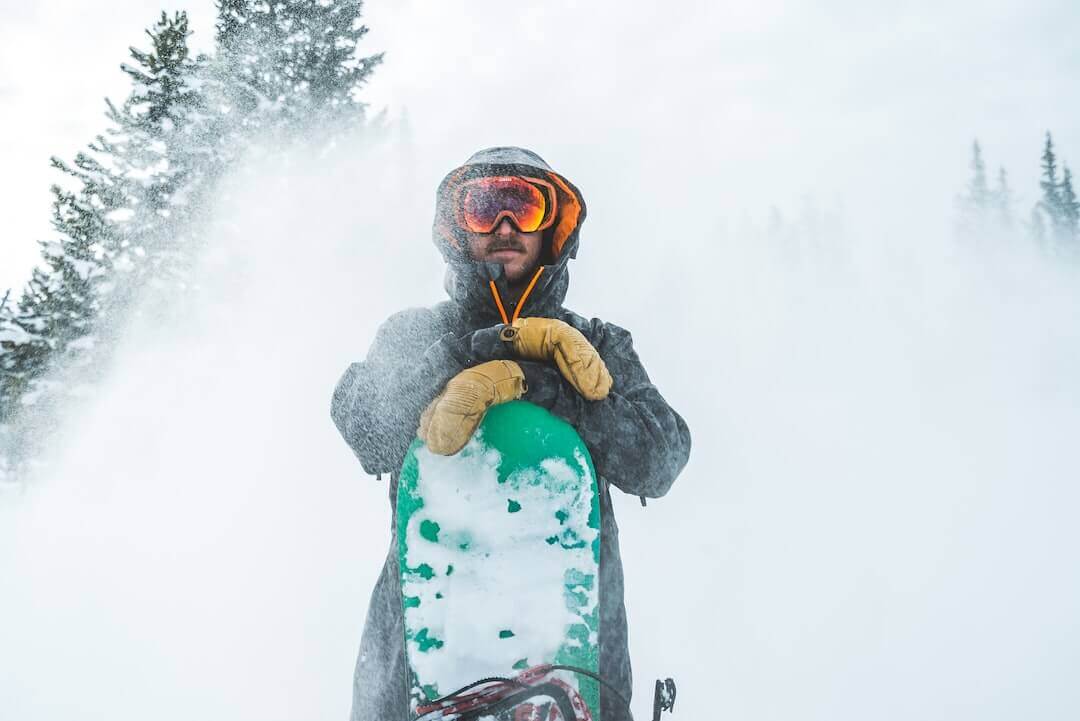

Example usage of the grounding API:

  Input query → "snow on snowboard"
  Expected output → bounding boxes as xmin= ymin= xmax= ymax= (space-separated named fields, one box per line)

xmin=397 ymin=400 xmax=602 ymax=719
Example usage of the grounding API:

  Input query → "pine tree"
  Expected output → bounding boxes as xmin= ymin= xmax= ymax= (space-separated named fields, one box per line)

xmin=1032 ymin=132 xmax=1080 ymax=250
xmin=0 ymin=289 xmax=19 ymax=417
xmin=1060 ymin=166 xmax=1079 ymax=243
xmin=21 ymin=155 xmax=124 ymax=374
xmin=0 ymin=12 xmax=211 ymax=475
xmin=213 ymin=0 xmax=384 ymax=140
xmin=1038 ymin=132 xmax=1064 ymax=236
xmin=956 ymin=139 xmax=999 ymax=241
xmin=993 ymin=166 xmax=1013 ymax=229
xmin=0 ymin=178 xmax=114 ymax=468
xmin=0 ymin=289 xmax=10 ymax=482
xmin=968 ymin=140 xmax=991 ymax=211
xmin=103 ymin=12 xmax=221 ymax=316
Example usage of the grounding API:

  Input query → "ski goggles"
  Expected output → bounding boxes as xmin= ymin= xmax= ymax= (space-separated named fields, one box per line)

xmin=457 ymin=175 xmax=558 ymax=234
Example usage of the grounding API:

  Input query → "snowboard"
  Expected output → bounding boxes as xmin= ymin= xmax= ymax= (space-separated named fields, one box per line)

xmin=397 ymin=400 xmax=602 ymax=719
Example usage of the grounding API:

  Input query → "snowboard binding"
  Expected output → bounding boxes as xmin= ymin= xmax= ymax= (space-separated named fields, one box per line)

xmin=413 ymin=664 xmax=677 ymax=721
xmin=651 ymin=678 xmax=677 ymax=721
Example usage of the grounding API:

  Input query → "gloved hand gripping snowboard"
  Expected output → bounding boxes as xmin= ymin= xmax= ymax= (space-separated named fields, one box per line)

xmin=419 ymin=318 xmax=611 ymax=456
xmin=501 ymin=317 xmax=612 ymax=401
xmin=418 ymin=359 xmax=527 ymax=455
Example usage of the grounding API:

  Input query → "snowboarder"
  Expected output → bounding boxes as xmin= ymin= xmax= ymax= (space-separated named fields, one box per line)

xmin=331 ymin=146 xmax=691 ymax=720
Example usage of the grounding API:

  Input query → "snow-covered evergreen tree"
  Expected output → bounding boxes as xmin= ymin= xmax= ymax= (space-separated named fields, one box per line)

xmin=0 ymin=172 xmax=117 ymax=470
xmin=0 ymin=290 xmax=19 ymax=482
xmin=0 ymin=12 xmax=213 ymax=476
xmin=212 ymin=0 xmax=383 ymax=141
xmin=102 ymin=12 xmax=222 ymax=319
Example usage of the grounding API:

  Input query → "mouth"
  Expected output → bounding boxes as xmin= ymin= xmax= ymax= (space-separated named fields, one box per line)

xmin=487 ymin=248 xmax=524 ymax=260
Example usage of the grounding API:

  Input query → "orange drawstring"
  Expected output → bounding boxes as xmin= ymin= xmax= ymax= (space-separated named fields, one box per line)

xmin=514 ymin=266 xmax=545 ymax=322
xmin=488 ymin=280 xmax=510 ymax=325
xmin=488 ymin=266 xmax=545 ymax=325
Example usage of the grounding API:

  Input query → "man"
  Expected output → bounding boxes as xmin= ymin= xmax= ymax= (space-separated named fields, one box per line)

xmin=331 ymin=146 xmax=691 ymax=720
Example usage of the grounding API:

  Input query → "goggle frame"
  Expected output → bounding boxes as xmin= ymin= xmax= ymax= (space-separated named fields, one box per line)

xmin=455 ymin=175 xmax=559 ymax=234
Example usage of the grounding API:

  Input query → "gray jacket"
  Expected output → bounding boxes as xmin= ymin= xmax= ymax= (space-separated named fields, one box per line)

xmin=331 ymin=146 xmax=691 ymax=720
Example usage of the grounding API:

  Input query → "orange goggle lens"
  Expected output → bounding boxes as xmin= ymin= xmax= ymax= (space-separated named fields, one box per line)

xmin=461 ymin=176 xmax=554 ymax=233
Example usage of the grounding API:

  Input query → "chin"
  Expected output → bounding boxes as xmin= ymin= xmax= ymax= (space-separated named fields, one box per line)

xmin=504 ymin=268 xmax=528 ymax=283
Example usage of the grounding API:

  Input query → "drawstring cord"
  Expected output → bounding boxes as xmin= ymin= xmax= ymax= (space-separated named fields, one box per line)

xmin=488 ymin=266 xmax=545 ymax=325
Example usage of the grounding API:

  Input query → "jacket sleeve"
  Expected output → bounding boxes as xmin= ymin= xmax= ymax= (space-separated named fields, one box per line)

xmin=330 ymin=309 xmax=512 ymax=477
xmin=519 ymin=321 xmax=691 ymax=499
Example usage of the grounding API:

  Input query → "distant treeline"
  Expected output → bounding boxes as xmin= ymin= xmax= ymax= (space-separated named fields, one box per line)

xmin=957 ymin=133 xmax=1080 ymax=251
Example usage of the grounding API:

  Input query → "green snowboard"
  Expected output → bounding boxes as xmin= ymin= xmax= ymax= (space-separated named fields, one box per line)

xmin=397 ymin=400 xmax=602 ymax=718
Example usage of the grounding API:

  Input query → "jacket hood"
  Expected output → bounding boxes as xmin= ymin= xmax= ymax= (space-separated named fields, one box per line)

xmin=432 ymin=146 xmax=587 ymax=323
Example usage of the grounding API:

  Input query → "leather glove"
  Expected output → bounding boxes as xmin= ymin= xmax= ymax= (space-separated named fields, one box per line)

xmin=418 ymin=360 xmax=527 ymax=455
xmin=500 ymin=318 xmax=612 ymax=401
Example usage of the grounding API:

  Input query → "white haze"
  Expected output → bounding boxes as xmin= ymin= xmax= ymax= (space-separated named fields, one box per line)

xmin=4 ymin=1 xmax=1080 ymax=720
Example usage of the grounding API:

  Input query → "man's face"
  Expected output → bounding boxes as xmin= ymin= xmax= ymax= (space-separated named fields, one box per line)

xmin=465 ymin=218 xmax=544 ymax=284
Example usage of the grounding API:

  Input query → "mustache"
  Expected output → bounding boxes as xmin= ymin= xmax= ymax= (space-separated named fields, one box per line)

xmin=485 ymin=239 xmax=525 ymax=253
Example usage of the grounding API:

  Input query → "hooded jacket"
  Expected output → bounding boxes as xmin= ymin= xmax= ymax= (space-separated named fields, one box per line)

xmin=331 ymin=147 xmax=691 ymax=720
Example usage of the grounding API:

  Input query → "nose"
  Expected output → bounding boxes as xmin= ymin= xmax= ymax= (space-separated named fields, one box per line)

xmin=495 ymin=218 xmax=515 ymax=236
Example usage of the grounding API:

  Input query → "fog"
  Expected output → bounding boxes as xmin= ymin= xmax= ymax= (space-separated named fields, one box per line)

xmin=4 ymin=1 xmax=1080 ymax=719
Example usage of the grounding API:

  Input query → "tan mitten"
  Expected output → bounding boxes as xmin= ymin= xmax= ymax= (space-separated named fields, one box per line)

xmin=501 ymin=317 xmax=612 ymax=401
xmin=418 ymin=360 xmax=527 ymax=455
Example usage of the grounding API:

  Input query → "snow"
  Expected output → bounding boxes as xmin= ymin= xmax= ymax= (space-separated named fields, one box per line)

xmin=402 ymin=430 xmax=599 ymax=703
xmin=69 ymin=258 xmax=99 ymax=281
xmin=0 ymin=326 xmax=33 ymax=344
xmin=66 ymin=335 xmax=96 ymax=351
xmin=106 ymin=207 xmax=134 ymax=223
xmin=18 ymin=379 xmax=60 ymax=407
